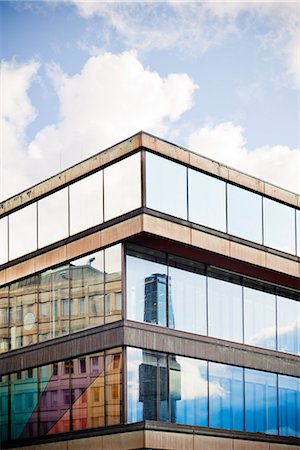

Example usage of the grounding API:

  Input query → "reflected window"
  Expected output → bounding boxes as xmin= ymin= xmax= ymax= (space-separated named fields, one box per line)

xmin=188 ymin=169 xmax=226 ymax=231
xmin=104 ymin=153 xmax=141 ymax=221
xmin=244 ymin=288 xmax=276 ymax=350
xmin=0 ymin=217 xmax=8 ymax=264
xmin=9 ymin=204 xmax=37 ymax=259
xmin=146 ymin=152 xmax=187 ymax=219
xmin=209 ymin=362 xmax=244 ymax=431
xmin=105 ymin=349 xmax=122 ymax=425
xmin=208 ymin=277 xmax=243 ymax=343
xmin=245 ymin=369 xmax=278 ymax=434
xmin=38 ymin=188 xmax=68 ymax=248
xmin=278 ymin=375 xmax=300 ymax=437
xmin=126 ymin=255 xmax=167 ymax=326
xmin=227 ymin=184 xmax=262 ymax=243
xmin=277 ymin=296 xmax=300 ymax=355
xmin=0 ymin=287 xmax=9 ymax=353
xmin=263 ymin=198 xmax=296 ymax=254
xmin=69 ymin=171 xmax=103 ymax=235
xmin=105 ymin=245 xmax=122 ymax=323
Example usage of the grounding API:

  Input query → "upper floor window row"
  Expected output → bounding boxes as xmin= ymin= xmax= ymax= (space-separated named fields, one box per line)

xmin=0 ymin=151 xmax=299 ymax=265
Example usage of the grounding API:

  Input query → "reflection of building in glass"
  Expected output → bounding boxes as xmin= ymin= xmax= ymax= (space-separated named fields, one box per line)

xmin=0 ymin=132 xmax=299 ymax=450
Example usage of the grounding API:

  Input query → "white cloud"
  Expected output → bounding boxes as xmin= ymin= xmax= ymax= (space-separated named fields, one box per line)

xmin=188 ymin=122 xmax=300 ymax=194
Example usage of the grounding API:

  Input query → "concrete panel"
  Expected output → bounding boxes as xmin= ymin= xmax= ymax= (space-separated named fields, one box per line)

xmin=102 ymin=431 xmax=144 ymax=450
xmin=142 ymin=133 xmax=190 ymax=165
xmin=265 ymin=253 xmax=299 ymax=278
xmin=145 ymin=430 xmax=193 ymax=450
xmin=264 ymin=184 xmax=298 ymax=208
xmin=228 ymin=169 xmax=265 ymax=194
xmin=101 ymin=216 xmax=143 ymax=248
xmin=270 ymin=444 xmax=300 ymax=450
xmin=35 ymin=245 xmax=67 ymax=273
xmin=189 ymin=152 xmax=229 ymax=180
xmin=66 ymin=232 xmax=102 ymax=260
xmin=6 ymin=258 xmax=35 ymax=285
xmin=70 ymin=435 xmax=103 ymax=450
xmin=194 ymin=434 xmax=233 ymax=450
xmin=0 ymin=268 xmax=7 ymax=286
xmin=230 ymin=242 xmax=266 ymax=267
xmin=143 ymin=215 xmax=191 ymax=245
xmin=232 ymin=439 xmax=269 ymax=450
xmin=191 ymin=228 xmax=230 ymax=256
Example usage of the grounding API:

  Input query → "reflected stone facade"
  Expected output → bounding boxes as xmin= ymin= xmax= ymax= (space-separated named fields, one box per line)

xmin=0 ymin=132 xmax=299 ymax=450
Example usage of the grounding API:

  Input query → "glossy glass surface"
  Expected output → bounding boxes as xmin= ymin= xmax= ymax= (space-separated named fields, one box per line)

xmin=9 ymin=204 xmax=37 ymax=259
xmin=0 ymin=286 xmax=9 ymax=353
xmin=245 ymin=369 xmax=278 ymax=434
xmin=244 ymin=288 xmax=276 ymax=350
xmin=278 ymin=375 xmax=300 ymax=437
xmin=69 ymin=171 xmax=103 ymax=235
xmin=188 ymin=168 xmax=226 ymax=231
xmin=277 ymin=296 xmax=300 ymax=355
xmin=227 ymin=184 xmax=262 ymax=243
xmin=297 ymin=209 xmax=300 ymax=257
xmin=171 ymin=356 xmax=208 ymax=426
xmin=263 ymin=198 xmax=296 ymax=254
xmin=146 ymin=152 xmax=187 ymax=219
xmin=0 ymin=375 xmax=8 ymax=442
xmin=104 ymin=153 xmax=141 ymax=221
xmin=10 ymin=276 xmax=38 ymax=350
xmin=70 ymin=251 xmax=104 ymax=333
xmin=105 ymin=348 xmax=123 ymax=425
xmin=104 ymin=245 xmax=122 ymax=323
xmin=0 ymin=217 xmax=8 ymax=264
xmin=168 ymin=267 xmax=206 ymax=335
xmin=208 ymin=278 xmax=243 ymax=343
xmin=209 ymin=362 xmax=244 ymax=431
xmin=38 ymin=188 xmax=68 ymax=248
xmin=126 ymin=255 xmax=167 ymax=325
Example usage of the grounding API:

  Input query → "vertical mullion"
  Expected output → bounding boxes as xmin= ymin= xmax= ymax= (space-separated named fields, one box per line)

xmin=186 ymin=167 xmax=189 ymax=221
xmin=122 ymin=243 xmax=126 ymax=321
xmin=122 ymin=347 xmax=127 ymax=424
xmin=141 ymin=150 xmax=147 ymax=209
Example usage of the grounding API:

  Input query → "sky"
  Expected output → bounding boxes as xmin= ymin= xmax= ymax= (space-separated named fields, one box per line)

xmin=1 ymin=0 xmax=300 ymax=202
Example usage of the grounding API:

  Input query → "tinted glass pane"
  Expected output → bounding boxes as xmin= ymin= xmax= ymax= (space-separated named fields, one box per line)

xmin=0 ymin=287 xmax=9 ymax=353
xmin=105 ymin=349 xmax=122 ymax=425
xmin=127 ymin=347 xmax=143 ymax=423
xmin=105 ymin=244 xmax=122 ymax=324
xmin=278 ymin=375 xmax=300 ymax=437
xmin=188 ymin=168 xmax=226 ymax=231
xmin=0 ymin=217 xmax=8 ymax=264
xmin=104 ymin=153 xmax=141 ymax=221
xmin=146 ymin=152 xmax=187 ymax=219
xmin=169 ymin=266 xmax=206 ymax=335
xmin=9 ymin=204 xmax=37 ymax=259
xmin=227 ymin=184 xmax=262 ymax=243
xmin=10 ymin=276 xmax=38 ymax=350
xmin=171 ymin=356 xmax=208 ymax=426
xmin=38 ymin=188 xmax=68 ymax=248
xmin=0 ymin=375 xmax=9 ymax=441
xmin=263 ymin=198 xmax=296 ymax=254
xmin=126 ymin=255 xmax=167 ymax=326
xmin=297 ymin=209 xmax=300 ymax=257
xmin=245 ymin=369 xmax=278 ymax=434
xmin=72 ymin=353 xmax=105 ymax=430
xmin=208 ymin=277 xmax=243 ymax=343
xmin=11 ymin=369 xmax=38 ymax=439
xmin=209 ymin=362 xmax=244 ymax=431
xmin=70 ymin=171 xmax=103 ymax=235
xmin=244 ymin=288 xmax=276 ymax=350
xmin=70 ymin=251 xmax=104 ymax=333
xmin=277 ymin=296 xmax=300 ymax=355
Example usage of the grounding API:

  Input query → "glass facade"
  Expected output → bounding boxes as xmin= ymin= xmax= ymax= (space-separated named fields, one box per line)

xmin=9 ymin=204 xmax=37 ymax=260
xmin=0 ymin=245 xmax=121 ymax=353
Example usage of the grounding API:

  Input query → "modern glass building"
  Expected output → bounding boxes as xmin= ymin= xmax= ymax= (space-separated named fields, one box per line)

xmin=0 ymin=132 xmax=299 ymax=450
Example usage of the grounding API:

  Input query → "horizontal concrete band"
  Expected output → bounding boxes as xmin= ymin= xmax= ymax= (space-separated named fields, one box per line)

xmin=1 ymin=132 xmax=299 ymax=217
xmin=1 ymin=213 xmax=299 ymax=287
xmin=1 ymin=320 xmax=299 ymax=377
xmin=3 ymin=421 xmax=300 ymax=450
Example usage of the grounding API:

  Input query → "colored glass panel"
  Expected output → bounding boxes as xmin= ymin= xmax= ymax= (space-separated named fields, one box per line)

xmin=278 ymin=375 xmax=300 ymax=437
xmin=0 ymin=375 xmax=9 ymax=442
xmin=105 ymin=349 xmax=123 ymax=425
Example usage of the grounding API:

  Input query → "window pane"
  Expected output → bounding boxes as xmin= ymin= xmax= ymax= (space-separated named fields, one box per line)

xmin=0 ymin=375 xmax=9 ymax=442
xmin=38 ymin=188 xmax=68 ymax=248
xmin=10 ymin=276 xmax=38 ymax=350
xmin=209 ymin=362 xmax=244 ymax=431
xmin=9 ymin=204 xmax=37 ymax=259
xmin=227 ymin=184 xmax=262 ymax=243
xmin=277 ymin=296 xmax=300 ymax=355
xmin=72 ymin=353 xmax=105 ymax=430
xmin=244 ymin=288 xmax=276 ymax=350
xmin=171 ymin=356 xmax=208 ymax=426
xmin=188 ymin=169 xmax=226 ymax=231
xmin=146 ymin=152 xmax=187 ymax=219
xmin=105 ymin=349 xmax=122 ymax=425
xmin=297 ymin=209 xmax=300 ymax=257
xmin=104 ymin=153 xmax=141 ymax=221
xmin=70 ymin=251 xmax=104 ymax=333
xmin=105 ymin=244 xmax=122 ymax=323
xmin=70 ymin=171 xmax=103 ymax=235
xmin=126 ymin=255 xmax=167 ymax=326
xmin=278 ymin=375 xmax=300 ymax=437
xmin=0 ymin=286 xmax=9 ymax=353
xmin=208 ymin=277 xmax=243 ymax=343
xmin=169 ymin=266 xmax=206 ymax=335
xmin=245 ymin=369 xmax=278 ymax=434
xmin=0 ymin=216 xmax=8 ymax=264
xmin=263 ymin=198 xmax=296 ymax=254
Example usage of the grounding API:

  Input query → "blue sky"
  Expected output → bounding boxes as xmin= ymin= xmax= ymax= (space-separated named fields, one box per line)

xmin=1 ymin=0 xmax=299 ymax=200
